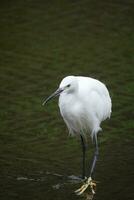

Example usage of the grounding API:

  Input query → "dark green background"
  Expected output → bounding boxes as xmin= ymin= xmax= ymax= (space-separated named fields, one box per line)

xmin=0 ymin=0 xmax=134 ymax=199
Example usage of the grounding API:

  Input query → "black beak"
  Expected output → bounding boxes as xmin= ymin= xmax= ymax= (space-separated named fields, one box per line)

xmin=42 ymin=88 xmax=63 ymax=105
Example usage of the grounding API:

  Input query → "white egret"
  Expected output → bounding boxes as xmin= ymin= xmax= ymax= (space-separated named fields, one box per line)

xmin=43 ymin=75 xmax=112 ymax=195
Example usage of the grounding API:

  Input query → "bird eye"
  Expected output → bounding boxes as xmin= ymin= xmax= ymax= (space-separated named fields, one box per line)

xmin=67 ymin=84 xmax=71 ymax=88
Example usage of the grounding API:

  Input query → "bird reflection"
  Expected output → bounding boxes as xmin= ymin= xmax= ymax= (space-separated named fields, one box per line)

xmin=84 ymin=192 xmax=94 ymax=200
xmin=80 ymin=191 xmax=94 ymax=200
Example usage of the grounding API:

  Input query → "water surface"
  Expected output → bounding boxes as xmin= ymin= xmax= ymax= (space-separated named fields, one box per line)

xmin=0 ymin=0 xmax=134 ymax=199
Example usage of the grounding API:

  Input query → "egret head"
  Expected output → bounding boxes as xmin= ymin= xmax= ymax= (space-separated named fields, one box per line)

xmin=59 ymin=76 xmax=78 ymax=94
xmin=43 ymin=76 xmax=78 ymax=105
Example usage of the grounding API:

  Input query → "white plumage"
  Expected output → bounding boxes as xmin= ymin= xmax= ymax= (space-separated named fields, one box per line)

xmin=58 ymin=76 xmax=112 ymax=139
xmin=43 ymin=75 xmax=112 ymax=194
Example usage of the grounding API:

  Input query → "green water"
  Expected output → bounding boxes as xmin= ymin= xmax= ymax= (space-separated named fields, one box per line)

xmin=0 ymin=0 xmax=134 ymax=199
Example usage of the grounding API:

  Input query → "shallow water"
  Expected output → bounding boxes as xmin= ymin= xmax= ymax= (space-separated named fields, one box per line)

xmin=0 ymin=138 xmax=133 ymax=200
xmin=0 ymin=0 xmax=134 ymax=199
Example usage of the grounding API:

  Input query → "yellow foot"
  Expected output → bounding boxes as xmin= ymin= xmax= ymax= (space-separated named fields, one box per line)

xmin=75 ymin=177 xmax=96 ymax=196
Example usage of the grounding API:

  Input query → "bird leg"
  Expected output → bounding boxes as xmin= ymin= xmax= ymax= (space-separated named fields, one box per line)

xmin=80 ymin=135 xmax=86 ymax=179
xmin=75 ymin=134 xmax=98 ymax=196
xmin=89 ymin=134 xmax=99 ymax=178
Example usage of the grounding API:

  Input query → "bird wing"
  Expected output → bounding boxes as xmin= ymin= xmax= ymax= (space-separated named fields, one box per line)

xmin=77 ymin=76 xmax=112 ymax=122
